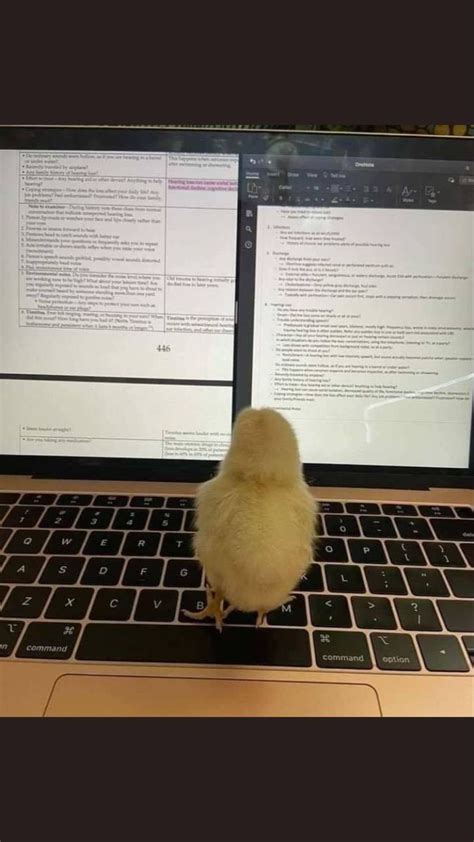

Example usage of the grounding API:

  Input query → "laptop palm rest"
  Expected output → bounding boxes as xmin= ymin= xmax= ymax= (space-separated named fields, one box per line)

xmin=43 ymin=674 xmax=381 ymax=716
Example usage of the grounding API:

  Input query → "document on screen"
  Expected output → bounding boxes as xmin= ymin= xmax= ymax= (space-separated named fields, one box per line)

xmin=0 ymin=150 xmax=238 ymax=381
xmin=251 ymin=205 xmax=473 ymax=468
xmin=0 ymin=379 xmax=232 ymax=459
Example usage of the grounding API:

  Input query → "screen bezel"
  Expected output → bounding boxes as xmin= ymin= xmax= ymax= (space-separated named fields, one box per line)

xmin=0 ymin=125 xmax=472 ymax=486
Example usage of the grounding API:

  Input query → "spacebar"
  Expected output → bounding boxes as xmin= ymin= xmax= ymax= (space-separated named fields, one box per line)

xmin=76 ymin=623 xmax=312 ymax=667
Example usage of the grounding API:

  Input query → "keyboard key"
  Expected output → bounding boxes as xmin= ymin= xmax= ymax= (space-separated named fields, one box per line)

xmin=267 ymin=595 xmax=307 ymax=626
xmin=44 ymin=530 xmax=87 ymax=555
xmin=0 ymin=556 xmax=45 ymax=584
xmin=225 ymin=608 xmax=259 ymax=626
xmin=134 ymin=589 xmax=178 ymax=622
xmin=394 ymin=598 xmax=441 ymax=631
xmin=0 ymin=506 xmax=9 ymax=522
xmin=130 ymin=495 xmax=165 ymax=508
xmin=313 ymin=630 xmax=372 ymax=670
xmin=112 ymin=509 xmax=149 ymax=530
xmin=346 ymin=502 xmax=380 ymax=515
xmin=382 ymin=504 xmax=417 ymax=516
xmin=179 ymin=590 xmax=214 ymax=623
xmin=40 ymin=556 xmax=85 ymax=585
xmin=76 ymin=508 xmax=113 ymax=529
xmin=0 ymin=529 xmax=13 ymax=550
xmin=81 ymin=557 xmax=124 ymax=586
xmin=386 ymin=541 xmax=426 ymax=566
xmin=0 ymin=555 xmax=5 ymax=570
xmin=371 ymin=633 xmax=421 ymax=671
xmin=77 ymin=623 xmax=312 ymax=667
xmin=5 ymin=530 xmax=49 ymax=554
xmin=319 ymin=502 xmax=343 ymax=513
xmin=123 ymin=558 xmax=164 ymax=587
xmin=184 ymin=510 xmax=197 ymax=532
xmin=395 ymin=518 xmax=433 ymax=540
xmin=83 ymin=531 xmax=124 ymax=556
xmin=90 ymin=588 xmax=136 ymax=621
xmin=16 ymin=622 xmax=80 ymax=659
xmin=437 ymin=600 xmax=474 ymax=632
xmin=161 ymin=533 xmax=194 ymax=558
xmin=309 ymin=595 xmax=351 ymax=628
xmin=418 ymin=505 xmax=455 ymax=518
xmin=57 ymin=494 xmax=93 ymax=506
xmin=348 ymin=540 xmax=386 ymax=565
xmin=0 ymin=585 xmax=8 ymax=604
xmin=94 ymin=495 xmax=129 ymax=507
xmin=122 ymin=533 xmax=161 ymax=557
xmin=1 ymin=586 xmax=51 ymax=618
xmin=0 ymin=620 xmax=25 ymax=657
xmin=20 ymin=493 xmax=56 ymax=505
xmin=365 ymin=566 xmax=408 ymax=595
xmin=423 ymin=542 xmax=466 ymax=568
xmin=405 ymin=568 xmax=449 ymax=597
xmin=444 ymin=569 xmax=474 ymax=598
xmin=417 ymin=634 xmax=469 ymax=672
xmin=360 ymin=516 xmax=396 ymax=538
xmin=462 ymin=635 xmax=474 ymax=664
xmin=325 ymin=565 xmax=365 ymax=593
xmin=296 ymin=564 xmax=324 ymax=592
xmin=45 ymin=587 xmax=94 ymax=620
xmin=0 ymin=493 xmax=20 ymax=504
xmin=315 ymin=538 xmax=348 ymax=563
xmin=455 ymin=506 xmax=474 ymax=519
xmin=431 ymin=519 xmax=474 ymax=542
xmin=166 ymin=496 xmax=195 ymax=509
xmin=164 ymin=559 xmax=202 ymax=588
xmin=460 ymin=544 xmax=474 ymax=567
xmin=149 ymin=510 xmax=184 ymax=531
xmin=39 ymin=507 xmax=79 ymax=528
xmin=325 ymin=515 xmax=360 ymax=537
xmin=3 ymin=506 xmax=45 ymax=527
xmin=351 ymin=597 xmax=396 ymax=629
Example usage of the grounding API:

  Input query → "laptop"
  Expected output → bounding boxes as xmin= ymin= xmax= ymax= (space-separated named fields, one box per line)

xmin=0 ymin=126 xmax=472 ymax=717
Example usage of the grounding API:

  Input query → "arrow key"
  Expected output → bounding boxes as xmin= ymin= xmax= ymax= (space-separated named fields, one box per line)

xmin=417 ymin=634 xmax=469 ymax=672
xmin=352 ymin=596 xmax=397 ymax=629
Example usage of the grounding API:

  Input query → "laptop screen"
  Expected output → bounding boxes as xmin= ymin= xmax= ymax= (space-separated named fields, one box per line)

xmin=0 ymin=129 xmax=472 ymax=473
xmin=0 ymin=145 xmax=237 ymax=462
xmin=234 ymin=153 xmax=474 ymax=470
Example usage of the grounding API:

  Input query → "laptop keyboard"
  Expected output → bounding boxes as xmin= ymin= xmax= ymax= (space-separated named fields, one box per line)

xmin=0 ymin=491 xmax=473 ymax=672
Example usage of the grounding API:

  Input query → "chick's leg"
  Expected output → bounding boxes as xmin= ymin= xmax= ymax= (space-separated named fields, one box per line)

xmin=256 ymin=596 xmax=294 ymax=627
xmin=183 ymin=587 xmax=228 ymax=632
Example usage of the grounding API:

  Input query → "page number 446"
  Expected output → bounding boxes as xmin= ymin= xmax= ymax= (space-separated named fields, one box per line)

xmin=156 ymin=345 xmax=171 ymax=352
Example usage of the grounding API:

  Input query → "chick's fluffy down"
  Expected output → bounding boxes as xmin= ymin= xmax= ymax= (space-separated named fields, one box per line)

xmin=193 ymin=408 xmax=317 ymax=615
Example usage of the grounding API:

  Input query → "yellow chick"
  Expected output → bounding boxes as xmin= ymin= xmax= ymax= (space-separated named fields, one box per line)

xmin=183 ymin=407 xmax=318 ymax=630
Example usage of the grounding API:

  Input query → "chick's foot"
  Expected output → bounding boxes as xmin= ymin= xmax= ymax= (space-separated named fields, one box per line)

xmin=183 ymin=588 xmax=232 ymax=632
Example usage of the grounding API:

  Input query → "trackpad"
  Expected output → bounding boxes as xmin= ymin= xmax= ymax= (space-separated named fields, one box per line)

xmin=44 ymin=675 xmax=380 ymax=716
